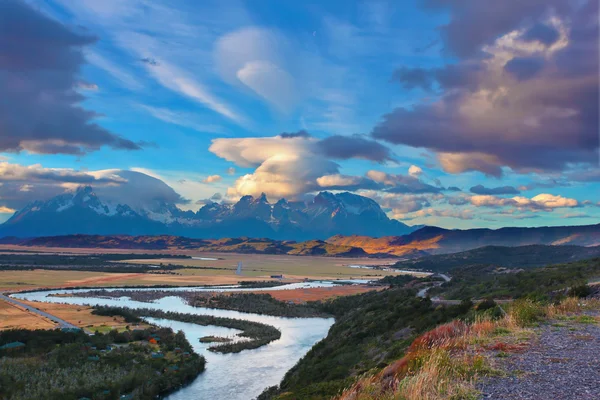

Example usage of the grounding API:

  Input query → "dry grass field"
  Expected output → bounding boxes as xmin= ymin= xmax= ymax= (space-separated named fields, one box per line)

xmin=0 ymin=299 xmax=56 ymax=330
xmin=0 ymin=298 xmax=146 ymax=331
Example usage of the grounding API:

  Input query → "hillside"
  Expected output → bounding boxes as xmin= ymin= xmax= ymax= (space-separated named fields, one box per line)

xmin=392 ymin=244 xmax=600 ymax=272
xmin=328 ymin=223 xmax=600 ymax=256
xmin=3 ymin=234 xmax=370 ymax=257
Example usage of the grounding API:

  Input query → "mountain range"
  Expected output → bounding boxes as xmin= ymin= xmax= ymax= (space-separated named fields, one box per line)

xmin=327 ymin=223 xmax=600 ymax=256
xmin=0 ymin=186 xmax=414 ymax=240
xmin=392 ymin=244 xmax=600 ymax=272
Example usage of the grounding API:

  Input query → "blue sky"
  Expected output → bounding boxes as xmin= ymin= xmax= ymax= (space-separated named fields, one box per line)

xmin=0 ymin=0 xmax=598 ymax=228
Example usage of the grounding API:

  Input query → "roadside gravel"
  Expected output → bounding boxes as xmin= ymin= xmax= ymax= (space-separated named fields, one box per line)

xmin=479 ymin=312 xmax=600 ymax=400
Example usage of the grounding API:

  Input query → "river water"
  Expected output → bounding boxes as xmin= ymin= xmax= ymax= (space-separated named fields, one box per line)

xmin=13 ymin=283 xmax=338 ymax=400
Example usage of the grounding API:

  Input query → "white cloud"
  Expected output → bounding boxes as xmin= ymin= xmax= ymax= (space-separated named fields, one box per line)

xmin=215 ymin=27 xmax=297 ymax=111
xmin=137 ymin=104 xmax=226 ymax=134
xmin=408 ymin=165 xmax=423 ymax=178
xmin=203 ymin=175 xmax=222 ymax=183
xmin=316 ymin=174 xmax=362 ymax=187
xmin=86 ymin=51 xmax=143 ymax=91
xmin=470 ymin=193 xmax=579 ymax=210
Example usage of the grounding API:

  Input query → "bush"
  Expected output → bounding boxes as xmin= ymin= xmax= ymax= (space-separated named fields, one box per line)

xmin=567 ymin=284 xmax=591 ymax=298
xmin=476 ymin=298 xmax=497 ymax=311
xmin=509 ymin=299 xmax=545 ymax=327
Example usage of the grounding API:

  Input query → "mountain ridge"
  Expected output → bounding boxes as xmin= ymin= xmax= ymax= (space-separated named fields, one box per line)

xmin=0 ymin=234 xmax=373 ymax=257
xmin=327 ymin=223 xmax=600 ymax=256
xmin=0 ymin=186 xmax=414 ymax=240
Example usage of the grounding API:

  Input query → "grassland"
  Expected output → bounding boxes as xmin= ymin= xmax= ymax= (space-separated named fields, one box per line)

xmin=118 ymin=252 xmax=399 ymax=279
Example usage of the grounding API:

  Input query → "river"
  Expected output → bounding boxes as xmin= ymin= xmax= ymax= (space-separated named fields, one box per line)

xmin=13 ymin=283 xmax=340 ymax=400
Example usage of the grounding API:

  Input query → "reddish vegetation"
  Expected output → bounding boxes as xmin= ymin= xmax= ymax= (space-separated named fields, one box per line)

xmin=487 ymin=341 xmax=527 ymax=353
xmin=408 ymin=320 xmax=469 ymax=351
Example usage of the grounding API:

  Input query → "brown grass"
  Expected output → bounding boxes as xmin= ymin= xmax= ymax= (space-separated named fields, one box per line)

xmin=0 ymin=299 xmax=55 ymax=330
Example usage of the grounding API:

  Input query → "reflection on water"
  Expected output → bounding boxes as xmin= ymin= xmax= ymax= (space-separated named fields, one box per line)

xmin=14 ymin=290 xmax=334 ymax=400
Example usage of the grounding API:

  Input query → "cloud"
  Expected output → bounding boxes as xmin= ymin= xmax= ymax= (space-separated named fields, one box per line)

xmin=398 ymin=208 xmax=475 ymax=221
xmin=209 ymin=133 xmax=398 ymax=199
xmin=408 ymin=165 xmax=423 ymax=178
xmin=215 ymin=27 xmax=297 ymax=111
xmin=470 ymin=184 xmax=520 ymax=195
xmin=280 ymin=130 xmax=311 ymax=139
xmin=0 ymin=162 xmax=125 ymax=184
xmin=202 ymin=175 xmax=222 ymax=183
xmin=144 ymin=58 xmax=244 ymax=125
xmin=86 ymin=51 xmax=143 ymax=91
xmin=0 ymin=162 xmax=185 ymax=211
xmin=138 ymin=104 xmax=226 ymax=134
xmin=366 ymin=170 xmax=442 ymax=194
xmin=315 ymin=174 xmax=380 ymax=191
xmin=504 ymin=56 xmax=545 ymax=80
xmin=374 ymin=2 xmax=598 ymax=175
xmin=470 ymin=193 xmax=579 ymax=210
xmin=226 ymin=167 xmax=236 ymax=175
xmin=361 ymin=191 xmax=434 ymax=215
xmin=0 ymin=1 xmax=142 ymax=155
xmin=0 ymin=206 xmax=16 ymax=214
xmin=422 ymin=0 xmax=572 ymax=58
xmin=522 ymin=23 xmax=560 ymax=46
xmin=562 ymin=212 xmax=590 ymax=219
xmin=317 ymin=135 xmax=395 ymax=163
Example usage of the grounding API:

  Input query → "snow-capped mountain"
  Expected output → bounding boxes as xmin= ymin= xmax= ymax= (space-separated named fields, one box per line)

xmin=0 ymin=186 xmax=415 ymax=239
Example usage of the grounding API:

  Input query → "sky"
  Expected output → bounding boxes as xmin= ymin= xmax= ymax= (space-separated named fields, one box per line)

xmin=0 ymin=0 xmax=598 ymax=228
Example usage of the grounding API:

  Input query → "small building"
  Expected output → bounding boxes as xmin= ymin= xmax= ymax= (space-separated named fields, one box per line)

xmin=151 ymin=352 xmax=164 ymax=359
xmin=149 ymin=338 xmax=158 ymax=344
xmin=270 ymin=274 xmax=284 ymax=279
xmin=87 ymin=356 xmax=100 ymax=361
xmin=174 ymin=347 xmax=182 ymax=353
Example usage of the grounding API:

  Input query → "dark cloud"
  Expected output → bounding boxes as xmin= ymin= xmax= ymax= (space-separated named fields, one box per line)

xmin=393 ymin=67 xmax=432 ymax=91
xmin=422 ymin=0 xmax=572 ymax=57
xmin=523 ymin=23 xmax=560 ymax=46
xmin=317 ymin=135 xmax=394 ymax=163
xmin=366 ymin=170 xmax=442 ymax=194
xmin=316 ymin=175 xmax=382 ymax=192
xmin=448 ymin=196 xmax=469 ymax=206
xmin=447 ymin=186 xmax=462 ymax=192
xmin=470 ymin=184 xmax=520 ymax=195
xmin=279 ymin=130 xmax=311 ymax=139
xmin=393 ymin=63 xmax=482 ymax=92
xmin=0 ymin=0 xmax=142 ymax=155
xmin=375 ymin=1 xmax=598 ymax=175
xmin=504 ymin=56 xmax=545 ymax=80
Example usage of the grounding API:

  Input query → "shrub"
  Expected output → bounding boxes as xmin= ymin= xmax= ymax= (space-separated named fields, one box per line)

xmin=567 ymin=285 xmax=591 ymax=298
xmin=508 ymin=299 xmax=545 ymax=327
